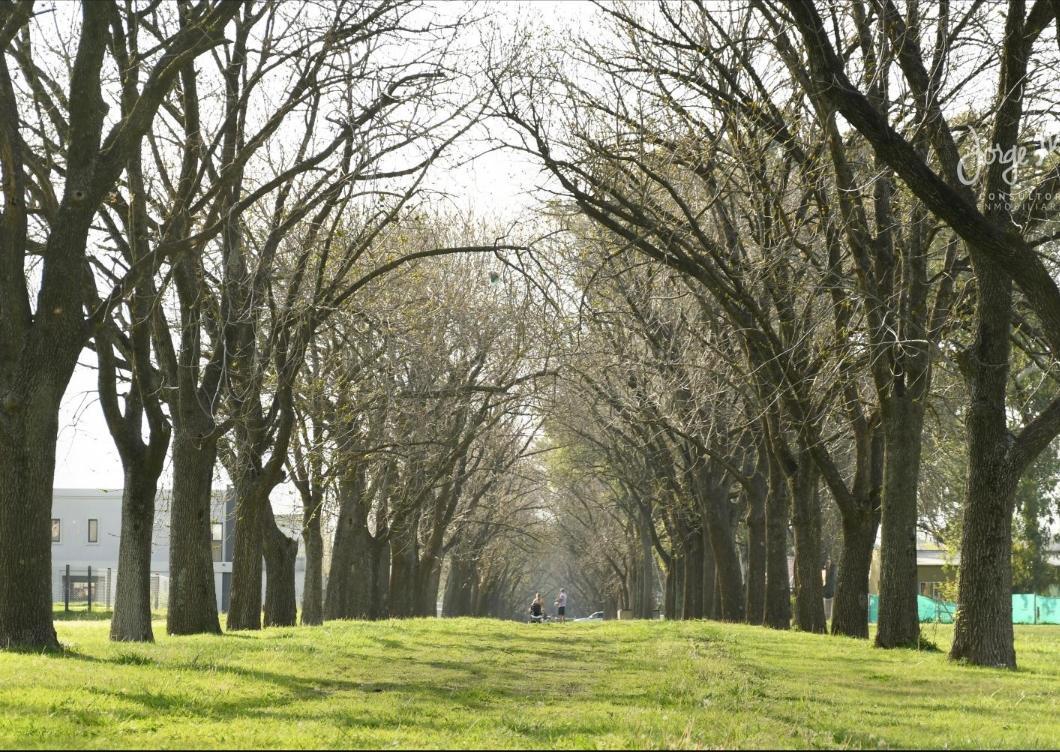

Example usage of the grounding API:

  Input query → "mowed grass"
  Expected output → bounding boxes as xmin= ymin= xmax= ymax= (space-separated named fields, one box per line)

xmin=0 ymin=617 xmax=1057 ymax=749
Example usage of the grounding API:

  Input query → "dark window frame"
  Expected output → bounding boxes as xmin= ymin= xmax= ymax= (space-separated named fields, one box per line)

xmin=87 ymin=518 xmax=99 ymax=544
xmin=52 ymin=519 xmax=61 ymax=543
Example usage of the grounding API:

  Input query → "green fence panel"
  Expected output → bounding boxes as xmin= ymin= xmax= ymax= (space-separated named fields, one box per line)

xmin=1012 ymin=594 xmax=1037 ymax=624
xmin=868 ymin=593 xmax=1060 ymax=624
xmin=916 ymin=595 xmax=956 ymax=623
xmin=917 ymin=595 xmax=936 ymax=622
xmin=1038 ymin=596 xmax=1060 ymax=624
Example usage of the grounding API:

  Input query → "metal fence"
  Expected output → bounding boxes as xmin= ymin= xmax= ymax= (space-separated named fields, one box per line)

xmin=52 ymin=566 xmax=169 ymax=612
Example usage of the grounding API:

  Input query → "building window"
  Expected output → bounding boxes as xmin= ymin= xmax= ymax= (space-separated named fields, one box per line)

xmin=211 ymin=522 xmax=224 ymax=562
xmin=919 ymin=581 xmax=944 ymax=600
xmin=88 ymin=519 xmax=98 ymax=544
xmin=52 ymin=519 xmax=61 ymax=543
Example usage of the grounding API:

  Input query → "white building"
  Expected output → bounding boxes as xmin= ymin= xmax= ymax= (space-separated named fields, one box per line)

xmin=50 ymin=488 xmax=307 ymax=613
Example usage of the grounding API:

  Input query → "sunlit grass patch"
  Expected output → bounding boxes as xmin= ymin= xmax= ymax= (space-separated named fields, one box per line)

xmin=0 ymin=618 xmax=1056 ymax=749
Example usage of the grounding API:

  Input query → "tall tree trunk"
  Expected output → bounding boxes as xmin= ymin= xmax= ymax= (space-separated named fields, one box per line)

xmin=263 ymin=505 xmax=298 ymax=628
xmin=951 ymin=264 xmax=1018 ymax=668
xmin=744 ymin=481 xmax=767 ymax=625
xmin=324 ymin=472 xmax=363 ymax=619
xmin=951 ymin=466 xmax=1018 ymax=667
xmin=831 ymin=510 xmax=878 ymax=638
xmin=699 ymin=479 xmax=745 ymax=622
xmin=638 ymin=510 xmax=656 ymax=618
xmin=830 ymin=420 xmax=884 ymax=639
xmin=415 ymin=557 xmax=442 ymax=617
xmin=323 ymin=469 xmax=383 ymax=620
xmin=701 ymin=525 xmax=716 ymax=618
xmin=0 ymin=407 xmax=61 ymax=650
xmin=790 ymin=453 xmax=825 ymax=632
xmin=704 ymin=517 xmax=744 ymax=621
xmin=325 ymin=523 xmax=377 ymax=620
xmin=110 ymin=461 xmax=163 ymax=642
xmin=227 ymin=475 xmax=268 ymax=631
xmin=875 ymin=396 xmax=925 ymax=647
xmin=388 ymin=532 xmax=418 ymax=618
xmin=681 ymin=524 xmax=704 ymax=619
xmin=167 ymin=427 xmax=221 ymax=635
xmin=764 ymin=449 xmax=792 ymax=629
xmin=371 ymin=536 xmax=391 ymax=619
xmin=665 ymin=555 xmax=681 ymax=619
xmin=443 ymin=556 xmax=476 ymax=616
xmin=300 ymin=508 xmax=324 ymax=626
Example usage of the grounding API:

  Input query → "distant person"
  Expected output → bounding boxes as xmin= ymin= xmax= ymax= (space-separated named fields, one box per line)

xmin=529 ymin=592 xmax=545 ymax=623
xmin=555 ymin=588 xmax=567 ymax=622
xmin=822 ymin=559 xmax=836 ymax=622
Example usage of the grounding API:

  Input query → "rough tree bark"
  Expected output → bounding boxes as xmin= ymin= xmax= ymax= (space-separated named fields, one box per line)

xmin=875 ymin=398 xmax=924 ymax=647
xmin=744 ymin=472 xmax=767 ymax=625
xmin=0 ymin=412 xmax=62 ymax=650
xmin=110 ymin=459 xmax=165 ymax=642
xmin=951 ymin=260 xmax=1019 ymax=667
xmin=227 ymin=470 xmax=271 ymax=631
xmin=680 ymin=521 xmax=704 ymax=619
xmin=324 ymin=468 xmax=377 ymax=620
xmin=300 ymin=507 xmax=324 ymax=626
xmin=167 ymin=427 xmax=221 ymax=636
xmin=790 ymin=450 xmax=825 ymax=633
xmin=763 ymin=443 xmax=792 ymax=629
xmin=263 ymin=504 xmax=298 ymax=628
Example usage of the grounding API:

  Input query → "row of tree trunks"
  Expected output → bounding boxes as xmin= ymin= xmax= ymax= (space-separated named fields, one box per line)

xmin=774 ymin=0 xmax=1060 ymax=669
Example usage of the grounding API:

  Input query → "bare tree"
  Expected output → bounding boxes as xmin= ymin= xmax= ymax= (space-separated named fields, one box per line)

xmin=0 ymin=0 xmax=238 ymax=650
xmin=770 ymin=0 xmax=1060 ymax=667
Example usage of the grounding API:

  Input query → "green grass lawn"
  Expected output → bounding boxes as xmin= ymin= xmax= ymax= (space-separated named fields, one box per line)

xmin=0 ymin=617 xmax=1057 ymax=749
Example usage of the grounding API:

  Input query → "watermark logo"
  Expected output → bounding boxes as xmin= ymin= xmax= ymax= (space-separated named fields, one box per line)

xmin=957 ymin=126 xmax=1060 ymax=187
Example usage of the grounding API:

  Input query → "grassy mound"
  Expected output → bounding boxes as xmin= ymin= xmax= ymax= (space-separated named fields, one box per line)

xmin=0 ymin=618 xmax=1056 ymax=748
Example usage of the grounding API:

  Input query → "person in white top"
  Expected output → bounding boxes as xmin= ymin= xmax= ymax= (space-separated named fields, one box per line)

xmin=555 ymin=588 xmax=568 ymax=622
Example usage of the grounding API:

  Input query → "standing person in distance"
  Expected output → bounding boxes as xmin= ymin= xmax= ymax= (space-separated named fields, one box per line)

xmin=555 ymin=588 xmax=567 ymax=623
xmin=821 ymin=559 xmax=836 ymax=624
